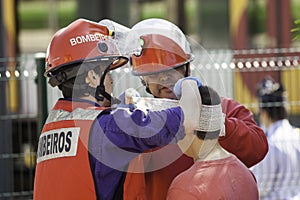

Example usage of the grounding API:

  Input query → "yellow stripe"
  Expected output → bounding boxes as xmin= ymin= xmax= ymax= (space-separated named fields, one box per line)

xmin=3 ymin=0 xmax=18 ymax=112
xmin=109 ymin=30 xmax=114 ymax=37
xmin=281 ymin=68 xmax=300 ymax=114
xmin=230 ymin=0 xmax=254 ymax=113
xmin=234 ymin=71 xmax=256 ymax=113
xmin=230 ymin=0 xmax=248 ymax=36
xmin=3 ymin=0 xmax=16 ymax=39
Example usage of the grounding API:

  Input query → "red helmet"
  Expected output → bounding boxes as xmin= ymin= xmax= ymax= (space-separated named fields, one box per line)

xmin=45 ymin=18 xmax=128 ymax=81
xmin=130 ymin=18 xmax=194 ymax=75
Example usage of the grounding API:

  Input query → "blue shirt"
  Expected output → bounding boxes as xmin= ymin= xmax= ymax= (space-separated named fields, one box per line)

xmin=87 ymin=101 xmax=185 ymax=199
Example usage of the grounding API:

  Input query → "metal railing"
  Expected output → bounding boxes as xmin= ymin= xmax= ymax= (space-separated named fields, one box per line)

xmin=0 ymin=48 xmax=299 ymax=199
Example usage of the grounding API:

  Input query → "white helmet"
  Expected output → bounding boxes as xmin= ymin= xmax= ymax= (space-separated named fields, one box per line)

xmin=129 ymin=18 xmax=194 ymax=75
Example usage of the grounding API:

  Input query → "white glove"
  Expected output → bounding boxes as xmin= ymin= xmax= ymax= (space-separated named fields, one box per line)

xmin=116 ymin=88 xmax=140 ymax=110
xmin=118 ymin=88 xmax=140 ymax=104
xmin=125 ymin=88 xmax=140 ymax=104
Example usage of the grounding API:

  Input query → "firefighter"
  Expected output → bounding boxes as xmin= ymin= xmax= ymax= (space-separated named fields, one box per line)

xmin=124 ymin=18 xmax=268 ymax=200
xmin=33 ymin=18 xmax=202 ymax=200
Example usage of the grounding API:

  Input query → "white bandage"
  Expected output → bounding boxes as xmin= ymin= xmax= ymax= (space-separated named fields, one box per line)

xmin=196 ymin=104 xmax=225 ymax=135
xmin=125 ymin=88 xmax=140 ymax=104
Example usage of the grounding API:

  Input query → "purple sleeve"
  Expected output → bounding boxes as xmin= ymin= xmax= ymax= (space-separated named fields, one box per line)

xmin=97 ymin=106 xmax=184 ymax=152
xmin=88 ymin=106 xmax=184 ymax=199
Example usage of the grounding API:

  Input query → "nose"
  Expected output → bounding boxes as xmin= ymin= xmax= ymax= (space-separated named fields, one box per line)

xmin=158 ymin=71 xmax=170 ymax=82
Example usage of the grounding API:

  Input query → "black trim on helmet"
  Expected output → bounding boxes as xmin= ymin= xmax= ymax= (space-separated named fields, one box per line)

xmin=47 ymin=56 xmax=128 ymax=87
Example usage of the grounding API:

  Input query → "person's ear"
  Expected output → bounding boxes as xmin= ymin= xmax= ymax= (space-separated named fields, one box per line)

xmin=259 ymin=109 xmax=270 ymax=127
xmin=86 ymin=70 xmax=98 ymax=87
xmin=260 ymin=109 xmax=267 ymax=117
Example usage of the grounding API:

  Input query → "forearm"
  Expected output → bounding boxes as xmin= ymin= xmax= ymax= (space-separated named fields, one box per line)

xmin=219 ymin=98 xmax=268 ymax=167
xmin=219 ymin=117 xmax=268 ymax=167
xmin=99 ymin=107 xmax=185 ymax=152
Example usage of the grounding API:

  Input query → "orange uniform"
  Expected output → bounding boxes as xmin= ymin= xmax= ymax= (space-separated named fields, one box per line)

xmin=34 ymin=100 xmax=103 ymax=200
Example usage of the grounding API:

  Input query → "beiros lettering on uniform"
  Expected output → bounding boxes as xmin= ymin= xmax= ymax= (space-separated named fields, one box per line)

xmin=37 ymin=127 xmax=80 ymax=163
xmin=70 ymin=33 xmax=107 ymax=46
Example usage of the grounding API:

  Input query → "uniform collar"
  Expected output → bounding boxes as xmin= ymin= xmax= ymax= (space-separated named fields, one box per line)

xmin=59 ymin=98 xmax=101 ymax=107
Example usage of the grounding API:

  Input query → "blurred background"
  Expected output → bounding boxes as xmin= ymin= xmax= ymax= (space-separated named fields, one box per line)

xmin=0 ymin=0 xmax=300 ymax=199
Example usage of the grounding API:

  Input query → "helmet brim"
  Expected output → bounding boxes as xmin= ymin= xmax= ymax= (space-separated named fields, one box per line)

xmin=131 ymin=54 xmax=194 ymax=76
xmin=45 ymin=55 xmax=128 ymax=78
xmin=46 ymin=55 xmax=129 ymax=87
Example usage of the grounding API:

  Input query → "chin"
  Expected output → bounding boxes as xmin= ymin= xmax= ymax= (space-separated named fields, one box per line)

xmin=162 ymin=92 xmax=177 ymax=100
xmin=99 ymin=100 xmax=110 ymax=107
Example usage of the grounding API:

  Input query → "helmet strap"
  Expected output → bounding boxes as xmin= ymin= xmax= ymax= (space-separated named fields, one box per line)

xmin=145 ymin=87 xmax=152 ymax=95
xmin=95 ymin=63 xmax=121 ymax=105
xmin=86 ymin=85 xmax=104 ymax=101
xmin=140 ymin=78 xmax=153 ymax=95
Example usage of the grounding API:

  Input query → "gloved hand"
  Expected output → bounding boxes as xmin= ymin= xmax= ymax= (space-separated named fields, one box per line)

xmin=173 ymin=77 xmax=202 ymax=99
xmin=116 ymin=88 xmax=140 ymax=110
xmin=118 ymin=88 xmax=140 ymax=104
xmin=125 ymin=88 xmax=141 ymax=104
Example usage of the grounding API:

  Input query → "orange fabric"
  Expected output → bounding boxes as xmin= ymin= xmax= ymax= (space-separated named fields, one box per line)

xmin=34 ymin=101 xmax=103 ymax=200
xmin=124 ymin=144 xmax=193 ymax=200
xmin=124 ymin=97 xmax=267 ymax=200
xmin=46 ymin=18 xmax=110 ymax=72
xmin=167 ymin=156 xmax=259 ymax=200
xmin=131 ymin=34 xmax=190 ymax=75
xmin=124 ymin=154 xmax=148 ymax=200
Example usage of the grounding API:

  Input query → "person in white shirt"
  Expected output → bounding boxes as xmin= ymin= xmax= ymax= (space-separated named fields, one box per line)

xmin=251 ymin=76 xmax=300 ymax=200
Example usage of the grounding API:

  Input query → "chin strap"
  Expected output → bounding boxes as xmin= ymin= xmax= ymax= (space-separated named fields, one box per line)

xmin=89 ymin=61 xmax=121 ymax=105
xmin=94 ymin=84 xmax=121 ymax=104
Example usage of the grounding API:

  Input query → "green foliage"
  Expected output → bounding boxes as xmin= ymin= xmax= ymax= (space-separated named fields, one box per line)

xmin=291 ymin=0 xmax=300 ymax=20
xmin=140 ymin=2 xmax=165 ymax=20
xmin=291 ymin=19 xmax=300 ymax=40
xmin=248 ymin=0 xmax=266 ymax=35
xmin=18 ymin=1 xmax=77 ymax=29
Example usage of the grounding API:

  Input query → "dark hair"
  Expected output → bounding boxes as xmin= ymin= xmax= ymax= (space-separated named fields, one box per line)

xmin=58 ymin=74 xmax=87 ymax=98
xmin=196 ymin=86 xmax=222 ymax=140
xmin=257 ymin=76 xmax=287 ymax=121
xmin=199 ymin=86 xmax=220 ymax=105
xmin=57 ymin=62 xmax=103 ymax=98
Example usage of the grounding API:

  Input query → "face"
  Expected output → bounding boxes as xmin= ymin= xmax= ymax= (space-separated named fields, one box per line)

xmin=142 ymin=66 xmax=186 ymax=99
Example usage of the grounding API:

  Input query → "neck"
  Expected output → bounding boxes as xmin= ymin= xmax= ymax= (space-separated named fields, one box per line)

xmin=178 ymin=135 xmax=231 ymax=162
xmin=188 ymin=138 xmax=231 ymax=162
xmin=264 ymin=118 xmax=273 ymax=129
xmin=80 ymin=95 xmax=109 ymax=107
xmin=195 ymin=144 xmax=231 ymax=161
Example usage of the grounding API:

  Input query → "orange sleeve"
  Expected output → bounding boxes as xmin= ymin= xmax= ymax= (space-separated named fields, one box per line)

xmin=219 ymin=97 xmax=268 ymax=167
xmin=124 ymin=145 xmax=193 ymax=200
